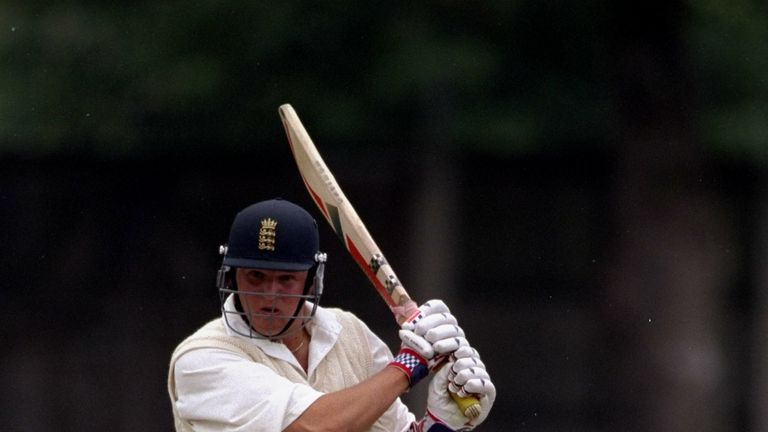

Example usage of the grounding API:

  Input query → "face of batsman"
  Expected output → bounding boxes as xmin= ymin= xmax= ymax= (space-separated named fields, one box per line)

xmin=217 ymin=198 xmax=325 ymax=340
xmin=234 ymin=267 xmax=310 ymax=337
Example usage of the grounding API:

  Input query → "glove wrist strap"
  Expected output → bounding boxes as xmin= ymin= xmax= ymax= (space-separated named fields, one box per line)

xmin=389 ymin=348 xmax=429 ymax=387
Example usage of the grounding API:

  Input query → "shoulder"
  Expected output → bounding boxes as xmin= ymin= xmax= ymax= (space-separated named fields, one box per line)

xmin=321 ymin=307 xmax=377 ymax=352
xmin=177 ymin=317 xmax=227 ymax=341
xmin=174 ymin=346 xmax=247 ymax=374
xmin=171 ymin=318 xmax=252 ymax=363
xmin=314 ymin=306 xmax=372 ymax=335
xmin=324 ymin=307 xmax=362 ymax=324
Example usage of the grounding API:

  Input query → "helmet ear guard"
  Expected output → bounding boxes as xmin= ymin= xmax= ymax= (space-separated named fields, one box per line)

xmin=216 ymin=246 xmax=231 ymax=290
xmin=310 ymin=252 xmax=327 ymax=296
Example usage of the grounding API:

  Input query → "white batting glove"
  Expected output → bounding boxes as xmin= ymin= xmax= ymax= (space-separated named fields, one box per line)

xmin=400 ymin=299 xmax=468 ymax=361
xmin=420 ymin=346 xmax=496 ymax=431
xmin=391 ymin=300 xmax=468 ymax=387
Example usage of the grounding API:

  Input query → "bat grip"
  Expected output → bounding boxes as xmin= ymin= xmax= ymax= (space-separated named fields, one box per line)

xmin=449 ymin=392 xmax=482 ymax=420
xmin=436 ymin=356 xmax=482 ymax=420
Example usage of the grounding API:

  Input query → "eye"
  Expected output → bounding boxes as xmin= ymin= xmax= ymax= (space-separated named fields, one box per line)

xmin=246 ymin=270 xmax=266 ymax=282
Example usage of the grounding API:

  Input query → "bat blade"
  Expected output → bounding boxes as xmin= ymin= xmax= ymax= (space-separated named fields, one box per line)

xmin=278 ymin=103 xmax=481 ymax=419
xmin=278 ymin=103 xmax=416 ymax=321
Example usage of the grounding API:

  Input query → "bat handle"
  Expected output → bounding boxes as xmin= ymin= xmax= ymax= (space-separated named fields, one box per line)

xmin=449 ymin=392 xmax=482 ymax=420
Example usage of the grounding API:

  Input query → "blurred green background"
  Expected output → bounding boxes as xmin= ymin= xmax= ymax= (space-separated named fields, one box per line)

xmin=1 ymin=1 xmax=767 ymax=431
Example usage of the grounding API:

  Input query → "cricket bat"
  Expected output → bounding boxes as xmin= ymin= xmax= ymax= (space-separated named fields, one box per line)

xmin=278 ymin=103 xmax=481 ymax=419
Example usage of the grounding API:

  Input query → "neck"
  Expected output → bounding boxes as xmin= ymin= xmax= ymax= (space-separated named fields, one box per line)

xmin=283 ymin=328 xmax=309 ymax=353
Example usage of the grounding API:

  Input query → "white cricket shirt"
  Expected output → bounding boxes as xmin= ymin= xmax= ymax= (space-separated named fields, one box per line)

xmin=173 ymin=296 xmax=415 ymax=431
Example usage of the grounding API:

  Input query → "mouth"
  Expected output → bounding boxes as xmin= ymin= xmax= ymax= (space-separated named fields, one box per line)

xmin=259 ymin=307 xmax=282 ymax=316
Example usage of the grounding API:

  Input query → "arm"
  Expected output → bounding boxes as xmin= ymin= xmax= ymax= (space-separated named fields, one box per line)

xmin=173 ymin=304 xmax=472 ymax=432
xmin=174 ymin=322 xmax=415 ymax=432
xmin=285 ymin=313 xmax=415 ymax=432
xmin=285 ymin=366 xmax=410 ymax=432
xmin=286 ymin=301 xmax=474 ymax=432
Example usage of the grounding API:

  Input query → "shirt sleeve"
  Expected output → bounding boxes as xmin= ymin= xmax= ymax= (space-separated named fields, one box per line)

xmin=174 ymin=348 xmax=324 ymax=432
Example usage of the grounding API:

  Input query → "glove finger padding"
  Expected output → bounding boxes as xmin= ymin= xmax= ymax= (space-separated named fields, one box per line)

xmin=452 ymin=346 xmax=480 ymax=360
xmin=418 ymin=299 xmax=451 ymax=317
xmin=432 ymin=336 xmax=469 ymax=355
xmin=451 ymin=355 xmax=486 ymax=373
xmin=402 ymin=299 xmax=451 ymax=331
xmin=400 ymin=299 xmax=468 ymax=362
xmin=458 ymin=376 xmax=496 ymax=399
xmin=426 ymin=358 xmax=495 ymax=430
xmin=399 ymin=329 xmax=435 ymax=359
xmin=448 ymin=367 xmax=492 ymax=397
xmin=398 ymin=331 xmax=469 ymax=364
xmin=448 ymin=347 xmax=493 ymax=399
xmin=451 ymin=364 xmax=490 ymax=384
xmin=424 ymin=322 xmax=464 ymax=342
xmin=413 ymin=313 xmax=458 ymax=336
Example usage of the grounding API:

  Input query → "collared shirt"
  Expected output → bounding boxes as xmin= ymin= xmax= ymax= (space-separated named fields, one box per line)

xmin=173 ymin=296 xmax=415 ymax=431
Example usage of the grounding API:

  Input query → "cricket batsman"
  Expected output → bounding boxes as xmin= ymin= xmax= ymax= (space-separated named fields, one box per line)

xmin=167 ymin=198 xmax=496 ymax=431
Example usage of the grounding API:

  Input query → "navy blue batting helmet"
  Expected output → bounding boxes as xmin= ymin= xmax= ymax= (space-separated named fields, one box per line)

xmin=222 ymin=198 xmax=320 ymax=271
xmin=217 ymin=198 xmax=327 ymax=339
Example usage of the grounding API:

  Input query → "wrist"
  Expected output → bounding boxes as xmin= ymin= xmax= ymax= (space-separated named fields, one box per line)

xmin=389 ymin=347 xmax=429 ymax=387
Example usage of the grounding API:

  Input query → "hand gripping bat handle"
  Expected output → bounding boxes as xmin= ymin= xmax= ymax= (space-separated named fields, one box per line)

xmin=400 ymin=308 xmax=481 ymax=420
xmin=440 ymin=359 xmax=481 ymax=420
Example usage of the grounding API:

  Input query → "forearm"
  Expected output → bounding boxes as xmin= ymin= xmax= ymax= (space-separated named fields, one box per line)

xmin=285 ymin=366 xmax=410 ymax=432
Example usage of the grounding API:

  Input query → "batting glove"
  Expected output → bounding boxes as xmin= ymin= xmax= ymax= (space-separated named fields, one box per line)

xmin=420 ymin=346 xmax=496 ymax=431
xmin=390 ymin=300 xmax=468 ymax=387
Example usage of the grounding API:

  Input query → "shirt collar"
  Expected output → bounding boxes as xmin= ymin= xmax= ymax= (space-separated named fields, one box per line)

xmin=220 ymin=294 xmax=342 ymax=372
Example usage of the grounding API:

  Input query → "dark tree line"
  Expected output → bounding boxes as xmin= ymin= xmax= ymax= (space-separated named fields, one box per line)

xmin=1 ymin=1 xmax=766 ymax=431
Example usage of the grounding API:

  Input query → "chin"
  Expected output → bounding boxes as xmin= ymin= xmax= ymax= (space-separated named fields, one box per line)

xmin=251 ymin=319 xmax=289 ymax=336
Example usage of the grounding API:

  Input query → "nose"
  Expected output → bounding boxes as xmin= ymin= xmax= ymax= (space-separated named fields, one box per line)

xmin=263 ymin=276 xmax=281 ymax=295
